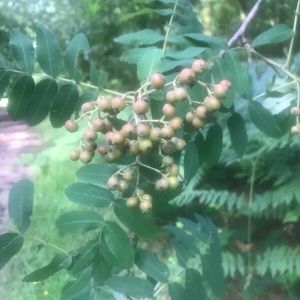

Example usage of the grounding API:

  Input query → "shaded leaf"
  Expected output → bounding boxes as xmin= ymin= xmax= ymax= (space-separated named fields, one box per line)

xmin=169 ymin=282 xmax=186 ymax=300
xmin=103 ymin=221 xmax=134 ymax=269
xmin=61 ymin=266 xmax=92 ymax=298
xmin=166 ymin=47 xmax=206 ymax=60
xmin=227 ymin=113 xmax=248 ymax=158
xmin=36 ymin=23 xmax=61 ymax=77
xmin=0 ymin=233 xmax=24 ymax=270
xmin=183 ymin=33 xmax=228 ymax=50
xmin=185 ymin=268 xmax=206 ymax=299
xmin=107 ymin=117 xmax=127 ymax=131
xmin=253 ymin=24 xmax=294 ymax=47
xmin=76 ymin=164 xmax=119 ymax=188
xmin=8 ymin=178 xmax=34 ymax=233
xmin=0 ymin=69 xmax=9 ymax=99
xmin=7 ymin=75 xmax=35 ymax=121
xmin=90 ymin=64 xmax=108 ymax=88
xmin=26 ymin=79 xmax=58 ymax=126
xmin=114 ymin=29 xmax=164 ymax=46
xmin=162 ymin=58 xmax=194 ymax=72
xmin=170 ymin=238 xmax=191 ymax=268
xmin=120 ymin=46 xmax=158 ymax=64
xmin=50 ymin=84 xmax=79 ymax=128
xmin=114 ymin=199 xmax=156 ymax=239
xmin=56 ymin=211 xmax=103 ymax=232
xmin=248 ymin=101 xmax=281 ymax=138
xmin=23 ymin=254 xmax=71 ymax=282
xmin=137 ymin=48 xmax=164 ymax=85
xmin=150 ymin=98 xmax=164 ymax=119
xmin=204 ymin=124 xmax=223 ymax=167
xmin=195 ymin=132 xmax=205 ymax=166
xmin=135 ymin=248 xmax=170 ymax=282
xmin=184 ymin=142 xmax=199 ymax=184
xmin=106 ymin=276 xmax=154 ymax=298
xmin=65 ymin=183 xmax=114 ymax=208
xmin=64 ymin=33 xmax=89 ymax=81
xmin=9 ymin=28 xmax=35 ymax=73
xmin=0 ymin=53 xmax=11 ymax=69
xmin=92 ymin=253 xmax=112 ymax=285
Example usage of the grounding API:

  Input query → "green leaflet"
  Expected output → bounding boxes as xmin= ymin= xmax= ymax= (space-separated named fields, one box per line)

xmin=185 ymin=268 xmax=206 ymax=299
xmin=169 ymin=282 xmax=186 ymax=300
xmin=184 ymin=141 xmax=199 ymax=184
xmin=0 ymin=69 xmax=9 ymax=99
xmin=90 ymin=64 xmax=108 ymax=88
xmin=8 ymin=178 xmax=34 ymax=233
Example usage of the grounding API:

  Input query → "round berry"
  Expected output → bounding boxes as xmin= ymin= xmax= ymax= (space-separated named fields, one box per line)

xmin=126 ymin=197 xmax=139 ymax=208
xmin=192 ymin=59 xmax=207 ymax=75
xmin=112 ymin=147 xmax=125 ymax=159
xmin=150 ymin=73 xmax=166 ymax=90
xmin=129 ymin=140 xmax=141 ymax=156
xmin=97 ymin=97 xmax=112 ymax=112
xmin=65 ymin=120 xmax=78 ymax=133
xmin=93 ymin=119 xmax=106 ymax=133
xmin=139 ymin=139 xmax=153 ymax=152
xmin=105 ymin=131 xmax=114 ymax=145
xmin=79 ymin=150 xmax=93 ymax=164
xmin=219 ymin=79 xmax=232 ymax=89
xmin=169 ymin=117 xmax=183 ymax=131
xmin=137 ymin=123 xmax=150 ymax=138
xmin=133 ymin=99 xmax=149 ymax=114
xmin=150 ymin=127 xmax=162 ymax=142
xmin=163 ymin=103 xmax=176 ymax=119
xmin=203 ymin=95 xmax=220 ymax=112
xmin=179 ymin=68 xmax=197 ymax=87
xmin=192 ymin=117 xmax=206 ymax=129
xmin=112 ymin=132 xmax=126 ymax=145
xmin=155 ymin=178 xmax=170 ymax=191
xmin=121 ymin=123 xmax=137 ymax=139
xmin=141 ymin=194 xmax=153 ymax=202
xmin=291 ymin=125 xmax=300 ymax=135
xmin=118 ymin=180 xmax=129 ymax=192
xmin=104 ymin=152 xmax=117 ymax=163
xmin=175 ymin=139 xmax=186 ymax=151
xmin=69 ymin=150 xmax=80 ymax=161
xmin=160 ymin=126 xmax=175 ymax=140
xmin=174 ymin=87 xmax=188 ymax=102
xmin=83 ymin=128 xmax=98 ymax=142
xmin=107 ymin=176 xmax=119 ymax=191
xmin=185 ymin=112 xmax=194 ymax=123
xmin=111 ymin=97 xmax=126 ymax=113
xmin=165 ymin=90 xmax=177 ymax=104
xmin=167 ymin=164 xmax=180 ymax=176
xmin=98 ymin=146 xmax=108 ymax=155
xmin=168 ymin=176 xmax=180 ymax=190
xmin=162 ymin=155 xmax=173 ymax=166
xmin=81 ymin=101 xmax=95 ymax=112
xmin=123 ymin=169 xmax=135 ymax=181
xmin=213 ymin=84 xmax=228 ymax=100
xmin=140 ymin=199 xmax=152 ymax=212
xmin=291 ymin=107 xmax=300 ymax=116
xmin=137 ymin=189 xmax=145 ymax=198
xmin=195 ymin=105 xmax=208 ymax=119
xmin=85 ymin=142 xmax=97 ymax=152
xmin=162 ymin=141 xmax=177 ymax=154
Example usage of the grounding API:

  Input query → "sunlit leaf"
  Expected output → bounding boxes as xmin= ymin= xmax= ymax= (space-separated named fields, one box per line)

xmin=36 ymin=23 xmax=61 ymax=77
xmin=8 ymin=178 xmax=34 ymax=233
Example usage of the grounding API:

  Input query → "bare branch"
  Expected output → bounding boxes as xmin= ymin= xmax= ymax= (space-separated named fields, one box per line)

xmin=228 ymin=0 xmax=265 ymax=47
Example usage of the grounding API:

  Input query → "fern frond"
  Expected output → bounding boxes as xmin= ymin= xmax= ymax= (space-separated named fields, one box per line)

xmin=222 ymin=251 xmax=246 ymax=278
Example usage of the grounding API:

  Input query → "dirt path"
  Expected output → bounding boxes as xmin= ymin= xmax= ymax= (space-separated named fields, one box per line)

xmin=0 ymin=108 xmax=42 ymax=230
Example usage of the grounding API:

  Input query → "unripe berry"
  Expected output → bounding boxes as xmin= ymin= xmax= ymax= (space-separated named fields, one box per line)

xmin=150 ymin=127 xmax=162 ymax=142
xmin=98 ymin=146 xmax=108 ymax=155
xmin=121 ymin=123 xmax=136 ymax=139
xmin=162 ymin=141 xmax=177 ymax=154
xmin=213 ymin=84 xmax=228 ymax=100
xmin=93 ymin=119 xmax=107 ymax=133
xmin=104 ymin=152 xmax=117 ymax=163
xmin=140 ymin=199 xmax=152 ymax=212
xmin=79 ymin=150 xmax=93 ymax=164
xmin=162 ymin=103 xmax=176 ymax=119
xmin=107 ymin=176 xmax=119 ymax=191
xmin=291 ymin=107 xmax=300 ymax=116
xmin=155 ymin=178 xmax=170 ymax=191
xmin=133 ymin=99 xmax=149 ymax=114
xmin=112 ymin=147 xmax=125 ymax=159
xmin=195 ymin=105 xmax=208 ymax=119
xmin=179 ymin=68 xmax=197 ymax=87
xmin=123 ymin=169 xmax=135 ymax=181
xmin=118 ymin=180 xmax=129 ymax=192
xmin=97 ymin=97 xmax=112 ymax=112
xmin=139 ymin=139 xmax=153 ymax=152
xmin=65 ymin=120 xmax=78 ymax=133
xmin=85 ymin=142 xmax=97 ymax=152
xmin=160 ymin=126 xmax=175 ymax=140
xmin=150 ymin=73 xmax=166 ymax=90
xmin=83 ymin=128 xmax=98 ymax=142
xmin=112 ymin=132 xmax=126 ymax=145
xmin=81 ymin=101 xmax=95 ymax=112
xmin=185 ymin=112 xmax=194 ymax=123
xmin=141 ymin=194 xmax=153 ymax=202
xmin=105 ymin=131 xmax=114 ymax=145
xmin=169 ymin=117 xmax=183 ymax=131
xmin=111 ymin=97 xmax=126 ymax=113
xmin=69 ymin=150 xmax=80 ymax=161
xmin=137 ymin=123 xmax=150 ymax=138
xmin=168 ymin=176 xmax=180 ymax=190
xmin=162 ymin=155 xmax=173 ymax=166
xmin=192 ymin=59 xmax=207 ymax=75
xmin=291 ymin=125 xmax=300 ymax=135
xmin=104 ymin=120 xmax=113 ymax=132
xmin=137 ymin=189 xmax=145 ymax=198
xmin=219 ymin=79 xmax=232 ymax=89
xmin=165 ymin=90 xmax=177 ymax=104
xmin=175 ymin=139 xmax=186 ymax=151
xmin=174 ymin=87 xmax=188 ymax=102
xmin=126 ymin=197 xmax=139 ymax=208
xmin=203 ymin=95 xmax=220 ymax=112
xmin=129 ymin=140 xmax=141 ymax=156
xmin=167 ymin=164 xmax=180 ymax=176
xmin=192 ymin=117 xmax=206 ymax=129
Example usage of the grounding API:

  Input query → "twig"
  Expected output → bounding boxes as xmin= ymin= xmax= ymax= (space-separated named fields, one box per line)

xmin=228 ymin=0 xmax=265 ymax=47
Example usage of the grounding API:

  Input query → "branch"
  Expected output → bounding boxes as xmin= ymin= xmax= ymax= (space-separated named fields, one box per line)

xmin=228 ymin=0 xmax=265 ymax=47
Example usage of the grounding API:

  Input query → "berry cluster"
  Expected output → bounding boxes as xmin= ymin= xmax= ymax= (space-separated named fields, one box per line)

xmin=64 ymin=59 xmax=230 ymax=211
